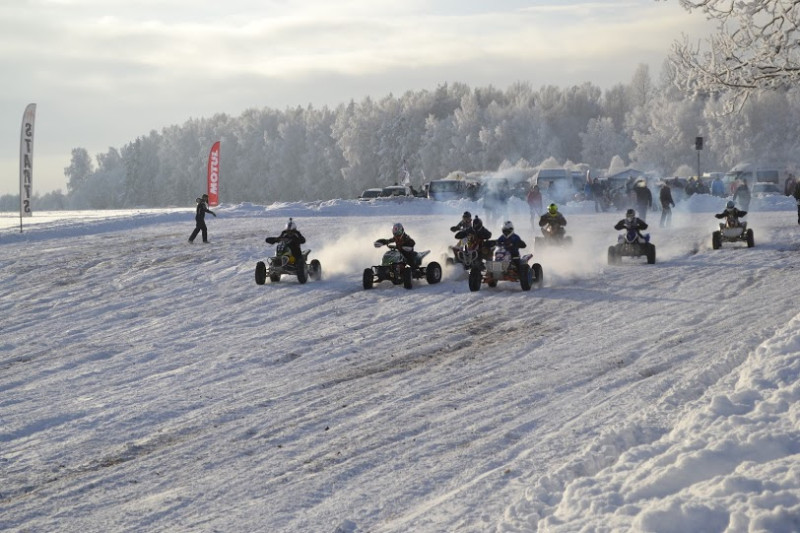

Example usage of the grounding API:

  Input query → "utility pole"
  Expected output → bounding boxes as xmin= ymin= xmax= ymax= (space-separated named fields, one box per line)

xmin=695 ymin=136 xmax=703 ymax=179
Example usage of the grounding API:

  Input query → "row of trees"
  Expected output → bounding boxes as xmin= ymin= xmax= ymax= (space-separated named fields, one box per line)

xmin=3 ymin=1 xmax=799 ymax=210
xmin=5 ymin=66 xmax=800 ymax=212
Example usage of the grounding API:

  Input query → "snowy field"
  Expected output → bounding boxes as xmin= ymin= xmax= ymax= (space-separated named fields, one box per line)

xmin=1 ymin=194 xmax=799 ymax=532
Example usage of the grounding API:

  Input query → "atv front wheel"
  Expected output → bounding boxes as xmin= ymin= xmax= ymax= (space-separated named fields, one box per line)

xmin=362 ymin=268 xmax=374 ymax=290
xmin=646 ymin=243 xmax=656 ymax=265
xmin=519 ymin=263 xmax=532 ymax=291
xmin=255 ymin=261 xmax=267 ymax=285
xmin=403 ymin=266 xmax=413 ymax=289
xmin=607 ymin=246 xmax=617 ymax=265
xmin=468 ymin=267 xmax=482 ymax=292
xmin=746 ymin=228 xmax=755 ymax=248
xmin=712 ymin=231 xmax=721 ymax=250
xmin=297 ymin=263 xmax=308 ymax=284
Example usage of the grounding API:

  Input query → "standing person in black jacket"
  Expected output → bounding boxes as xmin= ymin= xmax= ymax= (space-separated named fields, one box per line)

xmin=188 ymin=194 xmax=216 ymax=243
xmin=633 ymin=180 xmax=653 ymax=221
xmin=659 ymin=183 xmax=676 ymax=228
xmin=793 ymin=181 xmax=800 ymax=224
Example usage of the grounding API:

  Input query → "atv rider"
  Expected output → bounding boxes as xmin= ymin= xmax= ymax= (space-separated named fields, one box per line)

xmin=375 ymin=223 xmax=417 ymax=266
xmin=614 ymin=209 xmax=649 ymax=243
xmin=449 ymin=211 xmax=473 ymax=255
xmin=265 ymin=218 xmax=306 ymax=266
xmin=715 ymin=200 xmax=748 ymax=227
xmin=495 ymin=220 xmax=527 ymax=270
xmin=454 ymin=216 xmax=493 ymax=263
xmin=538 ymin=203 xmax=567 ymax=239
xmin=450 ymin=211 xmax=473 ymax=233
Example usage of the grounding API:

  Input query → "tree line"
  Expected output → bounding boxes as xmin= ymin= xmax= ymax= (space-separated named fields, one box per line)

xmin=5 ymin=62 xmax=800 ymax=211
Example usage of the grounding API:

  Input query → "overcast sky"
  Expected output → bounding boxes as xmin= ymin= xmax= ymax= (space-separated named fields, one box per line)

xmin=1 ymin=1 xmax=713 ymax=196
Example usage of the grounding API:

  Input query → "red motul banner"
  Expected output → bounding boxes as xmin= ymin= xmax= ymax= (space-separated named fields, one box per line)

xmin=207 ymin=141 xmax=220 ymax=207
xmin=20 ymin=103 xmax=36 ymax=222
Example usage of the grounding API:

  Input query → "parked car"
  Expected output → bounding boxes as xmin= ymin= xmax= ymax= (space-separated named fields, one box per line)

xmin=381 ymin=185 xmax=412 ymax=197
xmin=359 ymin=188 xmax=383 ymax=200
xmin=751 ymin=182 xmax=781 ymax=195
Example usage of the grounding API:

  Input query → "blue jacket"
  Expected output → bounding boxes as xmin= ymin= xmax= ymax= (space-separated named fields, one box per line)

xmin=496 ymin=233 xmax=526 ymax=258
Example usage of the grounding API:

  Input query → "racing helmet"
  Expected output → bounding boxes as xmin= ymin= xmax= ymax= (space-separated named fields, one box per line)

xmin=502 ymin=220 xmax=514 ymax=236
xmin=473 ymin=217 xmax=483 ymax=230
xmin=285 ymin=218 xmax=296 ymax=231
xmin=726 ymin=200 xmax=735 ymax=209
xmin=625 ymin=209 xmax=635 ymax=221
xmin=548 ymin=203 xmax=558 ymax=215
xmin=392 ymin=222 xmax=404 ymax=237
xmin=462 ymin=211 xmax=472 ymax=220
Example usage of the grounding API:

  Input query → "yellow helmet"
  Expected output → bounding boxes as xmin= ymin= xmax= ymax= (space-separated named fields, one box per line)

xmin=548 ymin=203 xmax=558 ymax=215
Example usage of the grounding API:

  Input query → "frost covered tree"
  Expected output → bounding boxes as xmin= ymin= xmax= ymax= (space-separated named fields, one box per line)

xmin=64 ymin=148 xmax=93 ymax=194
xmin=627 ymin=94 xmax=708 ymax=176
xmin=580 ymin=117 xmax=633 ymax=169
xmin=666 ymin=0 xmax=800 ymax=107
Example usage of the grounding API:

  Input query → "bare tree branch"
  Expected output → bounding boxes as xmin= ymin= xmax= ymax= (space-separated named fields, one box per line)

xmin=662 ymin=0 xmax=800 ymax=109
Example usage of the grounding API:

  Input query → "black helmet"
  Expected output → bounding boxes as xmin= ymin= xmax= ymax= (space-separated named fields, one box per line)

xmin=462 ymin=211 xmax=472 ymax=220
xmin=473 ymin=217 xmax=483 ymax=229
xmin=625 ymin=209 xmax=635 ymax=220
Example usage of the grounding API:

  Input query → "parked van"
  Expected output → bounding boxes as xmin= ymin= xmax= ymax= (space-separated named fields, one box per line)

xmin=534 ymin=169 xmax=584 ymax=203
xmin=724 ymin=163 xmax=781 ymax=185
xmin=427 ymin=179 xmax=476 ymax=201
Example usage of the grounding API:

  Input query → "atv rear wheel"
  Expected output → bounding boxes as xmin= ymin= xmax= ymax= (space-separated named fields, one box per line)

xmin=746 ymin=228 xmax=755 ymax=248
xmin=426 ymin=261 xmax=442 ymax=284
xmin=532 ymin=263 xmax=543 ymax=287
xmin=362 ymin=268 xmax=374 ymax=290
xmin=308 ymin=259 xmax=322 ymax=281
xmin=255 ymin=261 xmax=267 ymax=285
xmin=468 ymin=267 xmax=482 ymax=292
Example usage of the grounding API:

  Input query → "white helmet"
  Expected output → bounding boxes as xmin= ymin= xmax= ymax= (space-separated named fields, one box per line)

xmin=502 ymin=220 xmax=514 ymax=236
xmin=285 ymin=218 xmax=296 ymax=231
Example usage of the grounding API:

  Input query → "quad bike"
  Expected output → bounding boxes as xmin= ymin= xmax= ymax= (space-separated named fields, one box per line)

xmin=468 ymin=245 xmax=543 ymax=292
xmin=712 ymin=215 xmax=754 ymax=249
xmin=363 ymin=242 xmax=442 ymax=290
xmin=608 ymin=229 xmax=656 ymax=265
xmin=255 ymin=239 xmax=322 ymax=285
xmin=534 ymin=223 xmax=573 ymax=248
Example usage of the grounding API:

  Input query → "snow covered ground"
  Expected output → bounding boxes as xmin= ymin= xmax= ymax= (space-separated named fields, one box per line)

xmin=1 ymin=193 xmax=799 ymax=533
